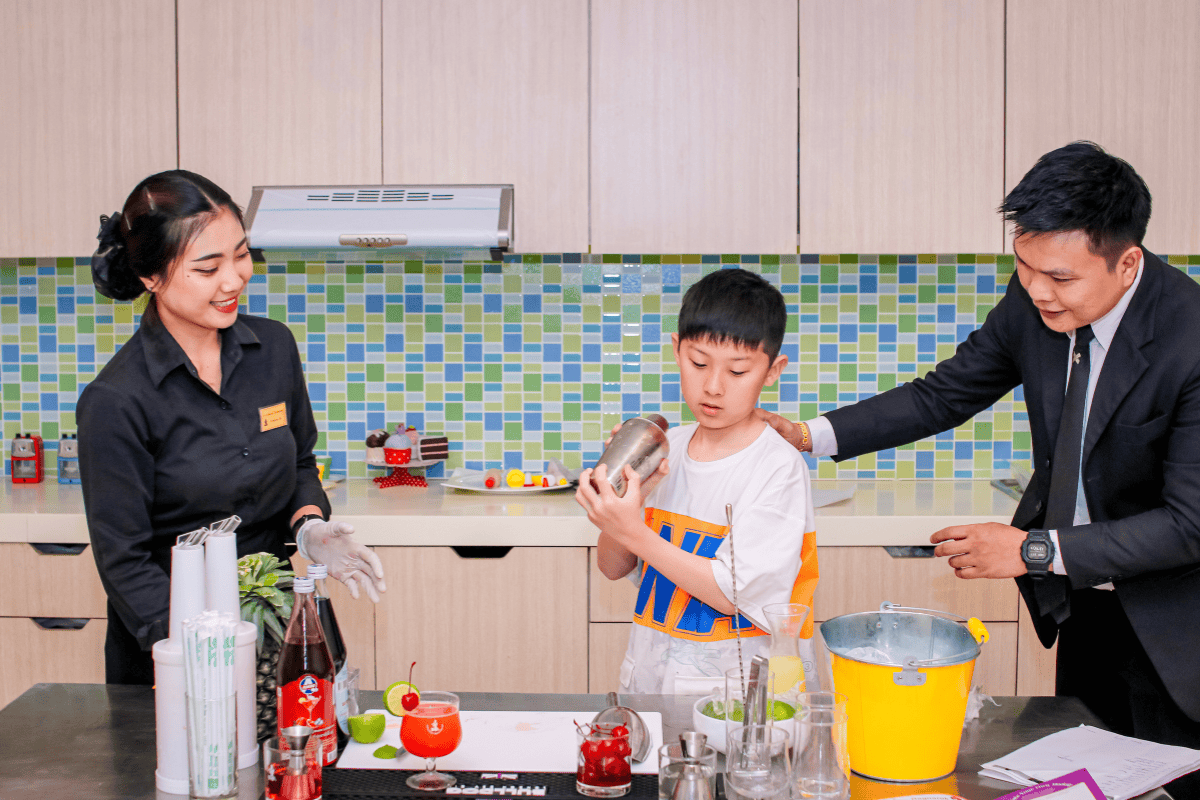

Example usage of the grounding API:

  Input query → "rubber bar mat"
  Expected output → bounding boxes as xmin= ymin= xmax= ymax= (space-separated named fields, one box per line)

xmin=323 ymin=770 xmax=668 ymax=800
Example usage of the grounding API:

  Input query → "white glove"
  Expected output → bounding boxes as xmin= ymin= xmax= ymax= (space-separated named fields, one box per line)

xmin=296 ymin=519 xmax=387 ymax=602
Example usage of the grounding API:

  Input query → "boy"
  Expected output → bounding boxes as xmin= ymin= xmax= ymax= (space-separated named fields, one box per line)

xmin=576 ymin=268 xmax=818 ymax=694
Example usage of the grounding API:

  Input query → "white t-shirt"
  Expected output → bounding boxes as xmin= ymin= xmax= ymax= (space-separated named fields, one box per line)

xmin=618 ymin=422 xmax=818 ymax=695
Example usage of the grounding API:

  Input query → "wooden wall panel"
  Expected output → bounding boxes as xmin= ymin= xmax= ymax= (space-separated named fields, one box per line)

xmin=0 ymin=0 xmax=176 ymax=256
xmin=178 ymin=0 xmax=383 ymax=210
xmin=799 ymin=0 xmax=1004 ymax=253
xmin=1006 ymin=0 xmax=1200 ymax=253
xmin=591 ymin=0 xmax=798 ymax=253
xmin=382 ymin=0 xmax=588 ymax=253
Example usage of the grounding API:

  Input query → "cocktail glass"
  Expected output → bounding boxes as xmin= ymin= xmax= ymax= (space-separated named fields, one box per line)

xmin=400 ymin=691 xmax=463 ymax=790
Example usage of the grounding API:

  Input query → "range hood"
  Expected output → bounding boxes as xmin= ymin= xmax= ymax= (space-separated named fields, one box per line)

xmin=244 ymin=184 xmax=513 ymax=260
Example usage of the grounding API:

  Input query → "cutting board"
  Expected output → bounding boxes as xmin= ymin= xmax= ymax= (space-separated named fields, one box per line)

xmin=336 ymin=709 xmax=663 ymax=774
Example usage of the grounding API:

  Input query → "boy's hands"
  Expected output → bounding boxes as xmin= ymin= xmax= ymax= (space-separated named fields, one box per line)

xmin=575 ymin=461 xmax=668 ymax=549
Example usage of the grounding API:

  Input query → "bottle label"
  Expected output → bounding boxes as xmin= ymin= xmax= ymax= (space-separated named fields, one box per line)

xmin=334 ymin=663 xmax=350 ymax=734
xmin=278 ymin=673 xmax=337 ymax=765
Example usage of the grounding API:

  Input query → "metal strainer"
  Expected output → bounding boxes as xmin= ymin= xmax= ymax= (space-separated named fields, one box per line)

xmin=591 ymin=691 xmax=652 ymax=762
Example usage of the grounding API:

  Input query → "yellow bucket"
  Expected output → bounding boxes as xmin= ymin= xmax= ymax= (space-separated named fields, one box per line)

xmin=820 ymin=603 xmax=989 ymax=782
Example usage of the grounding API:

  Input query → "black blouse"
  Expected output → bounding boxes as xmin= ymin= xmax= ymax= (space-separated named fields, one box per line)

xmin=78 ymin=302 xmax=329 ymax=650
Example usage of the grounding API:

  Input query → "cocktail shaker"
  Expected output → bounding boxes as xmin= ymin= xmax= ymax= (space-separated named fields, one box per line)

xmin=590 ymin=414 xmax=670 ymax=497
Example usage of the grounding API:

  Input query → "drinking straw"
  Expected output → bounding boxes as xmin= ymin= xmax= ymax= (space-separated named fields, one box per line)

xmin=182 ymin=610 xmax=239 ymax=797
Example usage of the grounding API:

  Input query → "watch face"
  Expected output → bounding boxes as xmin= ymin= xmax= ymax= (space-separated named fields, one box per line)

xmin=1026 ymin=542 xmax=1049 ymax=561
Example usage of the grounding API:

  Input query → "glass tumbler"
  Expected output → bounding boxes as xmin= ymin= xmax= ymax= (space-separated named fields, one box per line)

xmin=657 ymin=741 xmax=718 ymax=800
xmin=576 ymin=721 xmax=633 ymax=797
xmin=792 ymin=693 xmax=850 ymax=800
xmin=721 ymin=667 xmax=778 ymax=747
xmin=263 ymin=736 xmax=324 ymax=800
xmin=725 ymin=724 xmax=791 ymax=800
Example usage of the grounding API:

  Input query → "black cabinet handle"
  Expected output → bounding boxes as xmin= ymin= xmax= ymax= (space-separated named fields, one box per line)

xmin=29 ymin=543 xmax=89 ymax=556
xmin=31 ymin=618 xmax=91 ymax=631
xmin=451 ymin=546 xmax=513 ymax=559
xmin=884 ymin=545 xmax=937 ymax=558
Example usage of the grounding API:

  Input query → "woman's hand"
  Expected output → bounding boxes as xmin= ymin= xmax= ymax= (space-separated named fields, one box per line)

xmin=297 ymin=520 xmax=387 ymax=602
xmin=754 ymin=408 xmax=810 ymax=452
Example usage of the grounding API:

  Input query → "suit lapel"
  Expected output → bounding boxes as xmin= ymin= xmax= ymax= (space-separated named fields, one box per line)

xmin=1083 ymin=251 xmax=1159 ymax=460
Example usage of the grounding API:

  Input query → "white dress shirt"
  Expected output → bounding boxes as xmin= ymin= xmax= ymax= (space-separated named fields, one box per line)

xmin=807 ymin=256 xmax=1145 ymax=586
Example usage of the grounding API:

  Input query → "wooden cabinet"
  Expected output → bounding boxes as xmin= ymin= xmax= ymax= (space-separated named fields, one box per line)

xmin=798 ymin=0 xmax=1005 ymax=253
xmin=0 ymin=618 xmax=107 ymax=709
xmin=0 ymin=0 xmax=176 ymax=256
xmin=1006 ymin=0 xmax=1200 ymax=253
xmin=177 ymin=0 xmax=383 ymax=209
xmin=381 ymin=0 xmax=589 ymax=254
xmin=0 ymin=543 xmax=108 ymax=707
xmin=813 ymin=546 xmax=1018 ymax=623
xmin=589 ymin=622 xmax=631 ymax=696
xmin=590 ymin=0 xmax=798 ymax=254
xmin=375 ymin=547 xmax=589 ymax=693
xmin=1016 ymin=597 xmax=1056 ymax=696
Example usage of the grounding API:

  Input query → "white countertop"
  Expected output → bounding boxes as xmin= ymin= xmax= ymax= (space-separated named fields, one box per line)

xmin=0 ymin=478 xmax=1017 ymax=547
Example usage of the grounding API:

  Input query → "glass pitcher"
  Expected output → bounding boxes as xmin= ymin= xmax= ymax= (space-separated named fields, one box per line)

xmin=762 ymin=603 xmax=812 ymax=706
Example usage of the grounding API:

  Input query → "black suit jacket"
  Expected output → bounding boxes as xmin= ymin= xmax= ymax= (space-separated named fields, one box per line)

xmin=825 ymin=250 xmax=1200 ymax=721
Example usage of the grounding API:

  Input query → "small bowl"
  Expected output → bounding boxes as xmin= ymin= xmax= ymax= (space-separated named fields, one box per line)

xmin=691 ymin=693 xmax=802 ymax=755
xmin=691 ymin=694 xmax=728 ymax=754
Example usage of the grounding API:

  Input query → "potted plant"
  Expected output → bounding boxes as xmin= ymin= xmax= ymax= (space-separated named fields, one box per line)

xmin=238 ymin=552 xmax=294 ymax=743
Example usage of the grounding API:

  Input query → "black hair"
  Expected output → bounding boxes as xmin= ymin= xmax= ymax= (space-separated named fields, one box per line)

xmin=1000 ymin=141 xmax=1151 ymax=267
xmin=91 ymin=169 xmax=244 ymax=301
xmin=677 ymin=268 xmax=787 ymax=361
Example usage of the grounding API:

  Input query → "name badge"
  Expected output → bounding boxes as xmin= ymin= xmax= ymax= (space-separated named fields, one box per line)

xmin=259 ymin=402 xmax=287 ymax=432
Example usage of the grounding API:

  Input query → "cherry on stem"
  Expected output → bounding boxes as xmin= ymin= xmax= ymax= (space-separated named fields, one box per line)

xmin=402 ymin=661 xmax=420 ymax=711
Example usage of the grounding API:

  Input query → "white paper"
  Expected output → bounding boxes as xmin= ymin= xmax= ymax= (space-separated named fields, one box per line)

xmin=337 ymin=709 xmax=664 ymax=774
xmin=812 ymin=487 xmax=856 ymax=508
xmin=980 ymin=725 xmax=1200 ymax=800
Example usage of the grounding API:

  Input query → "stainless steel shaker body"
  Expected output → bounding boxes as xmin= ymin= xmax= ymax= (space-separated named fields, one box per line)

xmin=590 ymin=414 xmax=669 ymax=497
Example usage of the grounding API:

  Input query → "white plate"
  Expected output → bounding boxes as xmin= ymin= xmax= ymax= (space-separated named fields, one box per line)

xmin=443 ymin=474 xmax=575 ymax=494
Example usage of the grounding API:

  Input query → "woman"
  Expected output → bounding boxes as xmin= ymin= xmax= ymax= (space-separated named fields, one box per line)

xmin=79 ymin=170 xmax=385 ymax=684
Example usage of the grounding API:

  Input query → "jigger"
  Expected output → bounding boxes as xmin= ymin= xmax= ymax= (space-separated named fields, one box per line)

xmin=679 ymin=731 xmax=707 ymax=759
xmin=670 ymin=763 xmax=714 ymax=800
xmin=280 ymin=726 xmax=318 ymax=800
xmin=281 ymin=725 xmax=314 ymax=773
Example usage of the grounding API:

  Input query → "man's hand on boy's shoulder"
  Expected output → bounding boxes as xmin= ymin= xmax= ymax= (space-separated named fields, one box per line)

xmin=575 ymin=462 xmax=669 ymax=547
xmin=754 ymin=408 xmax=809 ymax=452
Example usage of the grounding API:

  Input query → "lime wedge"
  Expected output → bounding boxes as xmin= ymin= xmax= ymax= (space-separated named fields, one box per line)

xmin=373 ymin=744 xmax=398 ymax=759
xmin=383 ymin=680 xmax=420 ymax=717
xmin=349 ymin=712 xmax=386 ymax=744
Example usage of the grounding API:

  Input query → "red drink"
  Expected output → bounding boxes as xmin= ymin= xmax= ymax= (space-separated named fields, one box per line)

xmin=264 ymin=755 xmax=323 ymax=800
xmin=277 ymin=578 xmax=338 ymax=766
xmin=401 ymin=702 xmax=463 ymax=758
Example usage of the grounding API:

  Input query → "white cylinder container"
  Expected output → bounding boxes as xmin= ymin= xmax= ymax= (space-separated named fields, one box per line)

xmin=203 ymin=530 xmax=239 ymax=616
xmin=235 ymin=620 xmax=259 ymax=768
xmin=152 ymin=637 xmax=188 ymax=794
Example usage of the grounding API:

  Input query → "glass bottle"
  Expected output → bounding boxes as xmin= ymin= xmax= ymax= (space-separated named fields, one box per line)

xmin=308 ymin=563 xmax=349 ymax=751
xmin=277 ymin=577 xmax=337 ymax=765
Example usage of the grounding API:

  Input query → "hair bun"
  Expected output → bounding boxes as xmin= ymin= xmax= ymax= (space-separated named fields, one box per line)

xmin=91 ymin=212 xmax=144 ymax=301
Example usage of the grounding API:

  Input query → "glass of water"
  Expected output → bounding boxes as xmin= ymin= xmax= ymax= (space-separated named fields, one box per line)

xmin=725 ymin=724 xmax=791 ymax=799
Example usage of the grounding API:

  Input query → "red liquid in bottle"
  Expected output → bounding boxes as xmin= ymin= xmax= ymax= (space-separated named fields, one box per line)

xmin=277 ymin=580 xmax=338 ymax=766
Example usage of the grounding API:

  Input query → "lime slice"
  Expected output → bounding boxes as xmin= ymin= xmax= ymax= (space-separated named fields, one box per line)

xmin=383 ymin=680 xmax=420 ymax=717
xmin=768 ymin=700 xmax=796 ymax=721
xmin=373 ymin=744 xmax=398 ymax=759
xmin=349 ymin=712 xmax=386 ymax=744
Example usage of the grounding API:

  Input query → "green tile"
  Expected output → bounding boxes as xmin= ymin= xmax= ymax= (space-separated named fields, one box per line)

xmin=484 ymin=364 xmax=502 ymax=382
xmin=524 ymin=374 xmax=541 ymax=392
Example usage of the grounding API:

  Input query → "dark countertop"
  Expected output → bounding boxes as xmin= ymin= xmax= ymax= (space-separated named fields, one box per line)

xmin=0 ymin=684 xmax=1172 ymax=799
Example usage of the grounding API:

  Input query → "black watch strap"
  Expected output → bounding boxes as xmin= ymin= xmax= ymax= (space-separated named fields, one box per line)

xmin=291 ymin=513 xmax=324 ymax=540
xmin=1022 ymin=529 xmax=1055 ymax=576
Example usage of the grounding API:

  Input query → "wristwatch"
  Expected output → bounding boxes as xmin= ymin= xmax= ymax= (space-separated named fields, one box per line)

xmin=1021 ymin=529 xmax=1055 ymax=576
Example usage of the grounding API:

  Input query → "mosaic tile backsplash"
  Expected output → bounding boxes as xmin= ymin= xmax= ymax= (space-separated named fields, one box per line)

xmin=6 ymin=252 xmax=1200 ymax=481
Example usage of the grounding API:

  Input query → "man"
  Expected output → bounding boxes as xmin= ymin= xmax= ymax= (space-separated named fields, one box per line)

xmin=761 ymin=142 xmax=1200 ymax=783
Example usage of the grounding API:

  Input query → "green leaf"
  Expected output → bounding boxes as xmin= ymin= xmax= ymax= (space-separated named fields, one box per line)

xmin=263 ymin=611 xmax=286 ymax=644
xmin=262 ymin=573 xmax=278 ymax=587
